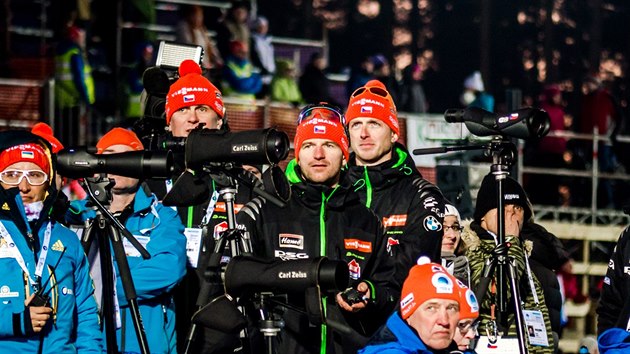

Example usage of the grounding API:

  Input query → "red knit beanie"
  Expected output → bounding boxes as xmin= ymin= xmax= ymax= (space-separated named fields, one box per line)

xmin=400 ymin=257 xmax=460 ymax=320
xmin=0 ymin=143 xmax=50 ymax=174
xmin=96 ymin=128 xmax=144 ymax=153
xmin=165 ymin=60 xmax=225 ymax=125
xmin=346 ymin=80 xmax=399 ymax=135
xmin=31 ymin=122 xmax=64 ymax=153
xmin=294 ymin=118 xmax=349 ymax=161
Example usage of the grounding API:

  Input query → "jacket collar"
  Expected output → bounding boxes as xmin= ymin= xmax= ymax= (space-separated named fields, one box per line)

xmin=346 ymin=143 xmax=420 ymax=188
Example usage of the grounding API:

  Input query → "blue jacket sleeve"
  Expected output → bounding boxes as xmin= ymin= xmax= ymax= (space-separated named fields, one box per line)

xmin=69 ymin=229 xmax=104 ymax=352
xmin=116 ymin=204 xmax=187 ymax=306
xmin=70 ymin=53 xmax=91 ymax=105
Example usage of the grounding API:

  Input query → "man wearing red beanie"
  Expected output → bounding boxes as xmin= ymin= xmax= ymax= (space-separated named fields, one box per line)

xmin=237 ymin=111 xmax=397 ymax=353
xmin=360 ymin=257 xmax=464 ymax=353
xmin=66 ymin=127 xmax=187 ymax=354
xmin=343 ymin=79 xmax=446 ymax=289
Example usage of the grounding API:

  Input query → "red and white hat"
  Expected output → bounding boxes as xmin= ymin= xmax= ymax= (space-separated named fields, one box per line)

xmin=165 ymin=60 xmax=225 ymax=125
xmin=0 ymin=143 xmax=50 ymax=174
xmin=399 ymin=257 xmax=460 ymax=320
xmin=346 ymin=80 xmax=399 ymax=135
xmin=294 ymin=118 xmax=349 ymax=161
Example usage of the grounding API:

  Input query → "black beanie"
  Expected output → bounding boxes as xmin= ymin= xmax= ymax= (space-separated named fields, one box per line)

xmin=474 ymin=173 xmax=532 ymax=222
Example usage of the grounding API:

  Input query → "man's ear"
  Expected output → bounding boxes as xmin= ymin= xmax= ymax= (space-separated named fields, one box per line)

xmin=341 ymin=156 xmax=347 ymax=168
xmin=391 ymin=132 xmax=398 ymax=143
xmin=216 ymin=117 xmax=224 ymax=130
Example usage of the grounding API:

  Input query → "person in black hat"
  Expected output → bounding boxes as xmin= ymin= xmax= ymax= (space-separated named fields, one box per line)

xmin=460 ymin=173 xmax=556 ymax=353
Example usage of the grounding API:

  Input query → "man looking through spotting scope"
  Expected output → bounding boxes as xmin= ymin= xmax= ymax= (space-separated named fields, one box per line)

xmin=460 ymin=173 xmax=555 ymax=353
xmin=67 ymin=127 xmax=187 ymax=353
xmin=343 ymin=79 xmax=446 ymax=287
xmin=237 ymin=116 xmax=397 ymax=353
xmin=142 ymin=59 xmax=262 ymax=353
xmin=0 ymin=131 xmax=102 ymax=352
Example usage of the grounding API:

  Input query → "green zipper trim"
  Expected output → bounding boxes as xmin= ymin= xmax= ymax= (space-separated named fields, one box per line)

xmin=363 ymin=167 xmax=372 ymax=208
xmin=187 ymin=206 xmax=193 ymax=228
xmin=285 ymin=159 xmax=301 ymax=184
xmin=363 ymin=279 xmax=376 ymax=300
xmin=319 ymin=186 xmax=338 ymax=353
xmin=321 ymin=296 xmax=328 ymax=354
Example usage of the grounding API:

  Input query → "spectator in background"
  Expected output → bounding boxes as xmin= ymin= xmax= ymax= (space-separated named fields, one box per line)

xmin=346 ymin=55 xmax=374 ymax=98
xmin=270 ymin=59 xmax=302 ymax=105
xmin=54 ymin=25 xmax=94 ymax=146
xmin=527 ymin=84 xmax=568 ymax=206
xmin=222 ymin=40 xmax=262 ymax=100
xmin=578 ymin=74 xmax=622 ymax=208
xmin=400 ymin=63 xmax=428 ymax=113
xmin=250 ymin=16 xmax=275 ymax=96
xmin=299 ymin=52 xmax=336 ymax=105
xmin=372 ymin=54 xmax=399 ymax=103
xmin=124 ymin=41 xmax=154 ymax=120
xmin=461 ymin=71 xmax=494 ymax=112
xmin=441 ymin=204 xmax=471 ymax=288
xmin=176 ymin=5 xmax=223 ymax=73
xmin=216 ymin=1 xmax=251 ymax=60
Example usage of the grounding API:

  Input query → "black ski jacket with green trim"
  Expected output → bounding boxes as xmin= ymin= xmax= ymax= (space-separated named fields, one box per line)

xmin=236 ymin=161 xmax=398 ymax=354
xmin=343 ymin=143 xmax=445 ymax=288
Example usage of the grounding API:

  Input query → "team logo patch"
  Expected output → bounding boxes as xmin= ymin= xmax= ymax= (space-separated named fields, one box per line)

xmin=348 ymin=259 xmax=361 ymax=280
xmin=214 ymin=202 xmax=243 ymax=213
xmin=343 ymin=239 xmax=372 ymax=253
xmin=431 ymin=273 xmax=454 ymax=294
xmin=383 ymin=214 xmax=407 ymax=227
xmin=423 ymin=215 xmax=442 ymax=231
xmin=386 ymin=237 xmax=400 ymax=254
xmin=52 ymin=240 xmax=65 ymax=252
xmin=465 ymin=289 xmax=479 ymax=313
xmin=213 ymin=221 xmax=228 ymax=240
xmin=0 ymin=285 xmax=19 ymax=298
xmin=360 ymin=106 xmax=373 ymax=114
xmin=183 ymin=94 xmax=195 ymax=102
xmin=314 ymin=125 xmax=326 ymax=134
xmin=21 ymin=151 xmax=35 ymax=159
xmin=279 ymin=234 xmax=304 ymax=249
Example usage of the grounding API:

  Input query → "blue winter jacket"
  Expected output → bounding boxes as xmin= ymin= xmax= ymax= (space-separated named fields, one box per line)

xmin=360 ymin=312 xmax=433 ymax=353
xmin=0 ymin=187 xmax=102 ymax=352
xmin=70 ymin=188 xmax=187 ymax=354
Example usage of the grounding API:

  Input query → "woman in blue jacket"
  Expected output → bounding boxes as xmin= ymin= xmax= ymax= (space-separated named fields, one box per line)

xmin=0 ymin=131 xmax=102 ymax=352
xmin=68 ymin=127 xmax=187 ymax=354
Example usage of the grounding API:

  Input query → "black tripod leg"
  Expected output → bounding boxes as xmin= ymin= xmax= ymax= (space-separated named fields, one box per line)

xmin=109 ymin=224 xmax=151 ymax=354
xmin=97 ymin=224 xmax=118 ymax=354
xmin=507 ymin=257 xmax=528 ymax=354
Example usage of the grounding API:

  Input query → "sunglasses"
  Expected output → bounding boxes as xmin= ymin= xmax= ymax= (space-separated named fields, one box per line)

xmin=458 ymin=319 xmax=480 ymax=335
xmin=297 ymin=103 xmax=345 ymax=125
xmin=0 ymin=169 xmax=49 ymax=186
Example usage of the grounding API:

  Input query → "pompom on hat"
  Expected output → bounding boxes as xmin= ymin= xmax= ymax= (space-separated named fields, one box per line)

xmin=165 ymin=60 xmax=225 ymax=125
xmin=31 ymin=122 xmax=64 ymax=153
xmin=345 ymin=79 xmax=399 ymax=135
xmin=96 ymin=128 xmax=144 ymax=154
xmin=399 ymin=257 xmax=461 ymax=320
xmin=294 ymin=118 xmax=349 ymax=162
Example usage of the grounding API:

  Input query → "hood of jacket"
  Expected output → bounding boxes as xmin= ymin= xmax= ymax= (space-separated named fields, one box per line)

xmin=345 ymin=143 xmax=420 ymax=191
xmin=285 ymin=158 xmax=358 ymax=210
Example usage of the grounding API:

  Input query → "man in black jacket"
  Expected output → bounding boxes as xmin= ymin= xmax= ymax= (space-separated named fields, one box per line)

xmin=597 ymin=226 xmax=630 ymax=334
xmin=343 ymin=79 xmax=446 ymax=287
xmin=237 ymin=117 xmax=397 ymax=353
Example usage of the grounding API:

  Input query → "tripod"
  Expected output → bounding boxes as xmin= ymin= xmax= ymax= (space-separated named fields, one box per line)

xmin=414 ymin=137 xmax=529 ymax=354
xmin=80 ymin=176 xmax=151 ymax=354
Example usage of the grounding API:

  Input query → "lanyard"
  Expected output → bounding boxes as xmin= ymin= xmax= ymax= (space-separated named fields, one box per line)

xmin=523 ymin=250 xmax=540 ymax=305
xmin=201 ymin=190 xmax=220 ymax=227
xmin=0 ymin=221 xmax=52 ymax=287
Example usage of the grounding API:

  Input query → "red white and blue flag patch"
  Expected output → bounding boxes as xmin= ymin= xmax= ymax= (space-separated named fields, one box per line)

xmin=361 ymin=106 xmax=373 ymax=114
xmin=183 ymin=94 xmax=195 ymax=103
xmin=314 ymin=125 xmax=326 ymax=134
